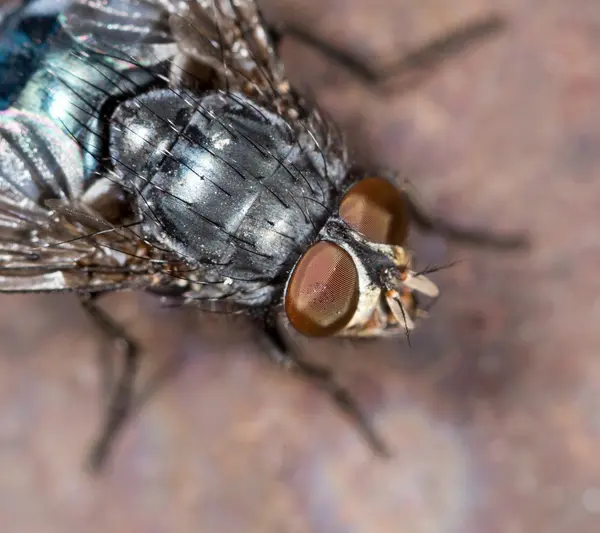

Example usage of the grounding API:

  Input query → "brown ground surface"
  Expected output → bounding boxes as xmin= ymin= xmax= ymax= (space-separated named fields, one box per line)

xmin=1 ymin=1 xmax=600 ymax=532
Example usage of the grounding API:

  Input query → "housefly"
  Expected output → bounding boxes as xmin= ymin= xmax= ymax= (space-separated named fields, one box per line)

xmin=0 ymin=0 xmax=526 ymax=470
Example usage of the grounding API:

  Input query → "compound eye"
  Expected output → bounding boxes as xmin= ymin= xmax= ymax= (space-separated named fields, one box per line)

xmin=339 ymin=177 xmax=409 ymax=245
xmin=285 ymin=241 xmax=359 ymax=337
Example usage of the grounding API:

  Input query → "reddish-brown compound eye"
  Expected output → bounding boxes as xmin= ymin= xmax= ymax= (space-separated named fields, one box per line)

xmin=285 ymin=241 xmax=359 ymax=337
xmin=339 ymin=177 xmax=409 ymax=245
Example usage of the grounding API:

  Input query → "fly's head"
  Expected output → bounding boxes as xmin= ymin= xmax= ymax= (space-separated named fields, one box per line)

xmin=283 ymin=177 xmax=439 ymax=339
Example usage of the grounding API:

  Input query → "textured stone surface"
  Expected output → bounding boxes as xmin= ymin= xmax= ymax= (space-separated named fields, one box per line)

xmin=1 ymin=0 xmax=599 ymax=532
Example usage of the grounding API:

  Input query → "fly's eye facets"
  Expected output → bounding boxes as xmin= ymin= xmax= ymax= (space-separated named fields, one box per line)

xmin=339 ymin=177 xmax=409 ymax=245
xmin=285 ymin=241 xmax=359 ymax=337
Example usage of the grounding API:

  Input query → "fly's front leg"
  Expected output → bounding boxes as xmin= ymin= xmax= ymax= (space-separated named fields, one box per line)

xmin=270 ymin=14 xmax=506 ymax=89
xmin=403 ymin=188 xmax=530 ymax=250
xmin=261 ymin=314 xmax=390 ymax=457
xmin=80 ymin=294 xmax=139 ymax=472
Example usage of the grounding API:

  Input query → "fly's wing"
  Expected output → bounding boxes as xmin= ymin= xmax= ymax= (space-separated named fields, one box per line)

xmin=0 ymin=189 xmax=160 ymax=294
xmin=0 ymin=110 xmax=158 ymax=294
xmin=166 ymin=0 xmax=286 ymax=96
xmin=60 ymin=1 xmax=332 ymax=120
xmin=0 ymin=201 xmax=117 ymax=293
xmin=0 ymin=189 xmax=164 ymax=294
xmin=61 ymin=0 xmax=285 ymax=99
xmin=60 ymin=0 xmax=178 ymax=66
xmin=0 ymin=203 xmax=155 ymax=294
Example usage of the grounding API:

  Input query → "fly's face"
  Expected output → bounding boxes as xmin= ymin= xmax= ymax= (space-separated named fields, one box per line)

xmin=284 ymin=176 xmax=439 ymax=339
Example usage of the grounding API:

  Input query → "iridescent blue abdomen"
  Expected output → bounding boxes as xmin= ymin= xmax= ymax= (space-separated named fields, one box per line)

xmin=0 ymin=2 xmax=60 ymax=109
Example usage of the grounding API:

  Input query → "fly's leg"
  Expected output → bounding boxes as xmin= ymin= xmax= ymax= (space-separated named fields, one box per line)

xmin=80 ymin=294 xmax=139 ymax=472
xmin=269 ymin=13 xmax=527 ymax=249
xmin=270 ymin=14 xmax=505 ymax=88
xmin=403 ymin=189 xmax=530 ymax=250
xmin=262 ymin=317 xmax=391 ymax=457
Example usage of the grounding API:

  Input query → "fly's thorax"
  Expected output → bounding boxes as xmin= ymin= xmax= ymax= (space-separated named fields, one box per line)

xmin=109 ymin=89 xmax=347 ymax=292
xmin=283 ymin=176 xmax=440 ymax=339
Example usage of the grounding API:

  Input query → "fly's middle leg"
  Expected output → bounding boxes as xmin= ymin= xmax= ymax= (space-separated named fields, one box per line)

xmin=402 ymin=188 xmax=530 ymax=250
xmin=262 ymin=314 xmax=391 ymax=458
xmin=80 ymin=294 xmax=139 ymax=473
xmin=270 ymin=14 xmax=506 ymax=90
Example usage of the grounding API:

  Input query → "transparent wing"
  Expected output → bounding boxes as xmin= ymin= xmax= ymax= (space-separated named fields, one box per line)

xmin=167 ymin=0 xmax=285 ymax=93
xmin=0 ymin=197 xmax=156 ymax=293
xmin=0 ymin=110 xmax=157 ymax=293
xmin=60 ymin=0 xmax=178 ymax=66
xmin=61 ymin=0 xmax=288 ymax=104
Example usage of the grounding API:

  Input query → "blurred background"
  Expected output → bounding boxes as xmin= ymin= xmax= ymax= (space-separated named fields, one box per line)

xmin=1 ymin=0 xmax=599 ymax=532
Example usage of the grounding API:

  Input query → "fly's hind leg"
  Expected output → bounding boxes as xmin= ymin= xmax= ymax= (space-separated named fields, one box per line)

xmin=80 ymin=294 xmax=139 ymax=472
xmin=402 ymin=188 xmax=530 ymax=250
xmin=269 ymin=13 xmax=506 ymax=89
xmin=262 ymin=315 xmax=390 ymax=457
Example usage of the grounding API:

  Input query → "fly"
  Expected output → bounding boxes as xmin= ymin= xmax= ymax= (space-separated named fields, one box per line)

xmin=0 ymin=0 xmax=527 ymax=470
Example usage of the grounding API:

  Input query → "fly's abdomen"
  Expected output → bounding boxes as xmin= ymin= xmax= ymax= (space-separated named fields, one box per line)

xmin=0 ymin=2 xmax=60 ymax=110
xmin=0 ymin=0 xmax=171 ymax=206
xmin=18 ymin=49 xmax=164 ymax=183
xmin=0 ymin=108 xmax=84 ymax=212
xmin=0 ymin=3 xmax=92 ymax=209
